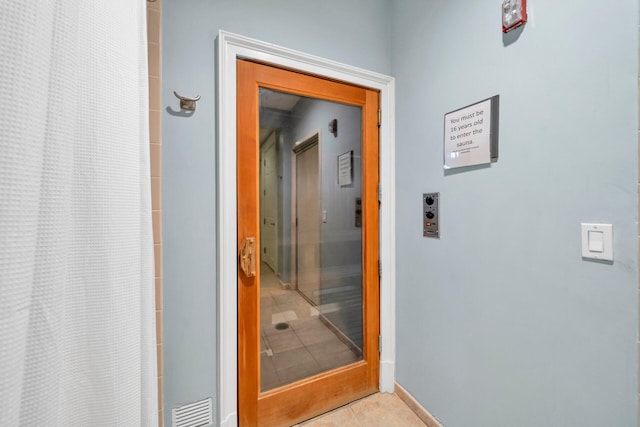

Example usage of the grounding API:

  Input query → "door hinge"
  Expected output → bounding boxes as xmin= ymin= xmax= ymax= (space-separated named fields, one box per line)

xmin=377 ymin=183 xmax=382 ymax=203
xmin=377 ymin=108 xmax=381 ymax=128
xmin=378 ymin=260 xmax=382 ymax=277
xmin=378 ymin=335 xmax=382 ymax=353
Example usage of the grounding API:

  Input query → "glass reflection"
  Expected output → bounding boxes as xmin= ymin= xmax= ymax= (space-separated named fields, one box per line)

xmin=259 ymin=88 xmax=364 ymax=391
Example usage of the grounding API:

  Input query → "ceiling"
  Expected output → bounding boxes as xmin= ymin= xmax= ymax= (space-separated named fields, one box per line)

xmin=260 ymin=89 xmax=301 ymax=111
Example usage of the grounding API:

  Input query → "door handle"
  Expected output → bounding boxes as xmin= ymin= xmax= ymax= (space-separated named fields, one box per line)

xmin=239 ymin=237 xmax=257 ymax=278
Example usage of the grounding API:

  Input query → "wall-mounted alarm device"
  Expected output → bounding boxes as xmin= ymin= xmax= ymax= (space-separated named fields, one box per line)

xmin=502 ymin=0 xmax=527 ymax=33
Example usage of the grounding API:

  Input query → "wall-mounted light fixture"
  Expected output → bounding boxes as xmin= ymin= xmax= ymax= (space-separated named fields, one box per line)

xmin=328 ymin=118 xmax=338 ymax=137
xmin=502 ymin=0 xmax=527 ymax=33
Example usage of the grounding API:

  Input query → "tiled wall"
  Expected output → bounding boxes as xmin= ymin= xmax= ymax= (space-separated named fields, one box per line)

xmin=146 ymin=0 xmax=163 ymax=425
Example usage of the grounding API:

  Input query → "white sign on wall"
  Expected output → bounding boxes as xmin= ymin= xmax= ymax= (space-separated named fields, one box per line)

xmin=337 ymin=150 xmax=353 ymax=186
xmin=444 ymin=95 xmax=499 ymax=169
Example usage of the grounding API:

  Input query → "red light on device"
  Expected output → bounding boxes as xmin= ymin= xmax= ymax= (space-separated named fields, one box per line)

xmin=502 ymin=0 xmax=527 ymax=33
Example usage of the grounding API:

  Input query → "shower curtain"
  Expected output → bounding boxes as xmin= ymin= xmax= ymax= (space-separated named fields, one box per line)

xmin=0 ymin=1 xmax=158 ymax=425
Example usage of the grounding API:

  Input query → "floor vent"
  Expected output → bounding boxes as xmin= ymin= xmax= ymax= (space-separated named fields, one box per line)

xmin=172 ymin=398 xmax=213 ymax=427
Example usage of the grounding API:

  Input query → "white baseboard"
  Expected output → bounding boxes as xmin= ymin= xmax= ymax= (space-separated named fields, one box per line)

xmin=219 ymin=411 xmax=237 ymax=427
xmin=379 ymin=360 xmax=395 ymax=393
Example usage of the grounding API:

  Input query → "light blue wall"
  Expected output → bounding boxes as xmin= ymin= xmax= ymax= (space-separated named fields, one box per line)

xmin=163 ymin=0 xmax=638 ymax=425
xmin=161 ymin=1 xmax=391 ymax=425
xmin=391 ymin=1 xmax=638 ymax=426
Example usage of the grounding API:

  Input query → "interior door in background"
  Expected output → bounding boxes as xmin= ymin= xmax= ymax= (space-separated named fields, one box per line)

xmin=260 ymin=132 xmax=278 ymax=273
xmin=294 ymin=139 xmax=320 ymax=305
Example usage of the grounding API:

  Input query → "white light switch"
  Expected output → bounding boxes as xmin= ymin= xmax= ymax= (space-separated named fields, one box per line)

xmin=587 ymin=231 xmax=604 ymax=252
xmin=581 ymin=223 xmax=613 ymax=261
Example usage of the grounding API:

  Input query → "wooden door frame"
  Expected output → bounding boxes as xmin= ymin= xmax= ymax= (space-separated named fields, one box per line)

xmin=216 ymin=31 xmax=396 ymax=427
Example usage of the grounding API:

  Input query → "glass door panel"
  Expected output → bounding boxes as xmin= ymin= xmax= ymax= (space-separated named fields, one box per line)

xmin=258 ymin=88 xmax=364 ymax=392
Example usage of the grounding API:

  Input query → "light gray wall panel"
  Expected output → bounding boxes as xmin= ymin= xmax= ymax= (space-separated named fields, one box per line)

xmin=390 ymin=1 xmax=638 ymax=426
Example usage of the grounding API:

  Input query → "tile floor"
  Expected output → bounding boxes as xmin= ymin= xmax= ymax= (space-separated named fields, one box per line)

xmin=259 ymin=267 xmax=425 ymax=426
xmin=260 ymin=264 xmax=361 ymax=391
xmin=296 ymin=392 xmax=428 ymax=427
